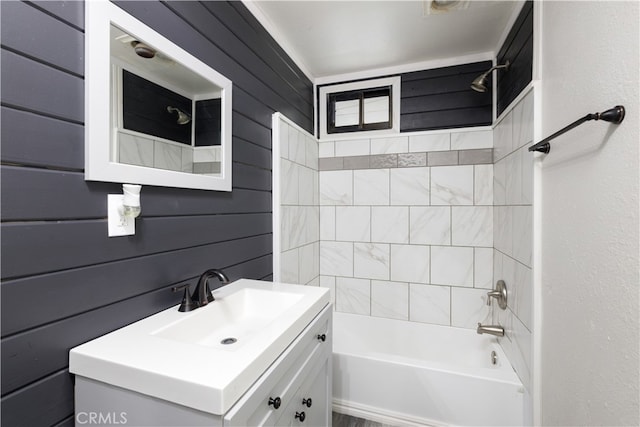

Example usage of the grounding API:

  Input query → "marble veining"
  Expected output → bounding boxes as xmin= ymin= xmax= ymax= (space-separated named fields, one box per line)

xmin=409 ymin=133 xmax=450 ymax=152
xmin=288 ymin=126 xmax=305 ymax=166
xmin=430 ymin=165 xmax=474 ymax=205
xmin=430 ymin=246 xmax=473 ymax=287
xmin=409 ymin=206 xmax=451 ymax=245
xmin=336 ymin=277 xmax=370 ymax=315
xmin=390 ymin=244 xmax=429 ymax=283
xmin=451 ymin=287 xmax=490 ymax=328
xmin=354 ymin=169 xmax=389 ymax=205
xmin=371 ymin=207 xmax=409 ymax=244
xmin=277 ymin=118 xmax=320 ymax=287
xmin=280 ymin=248 xmax=299 ymax=284
xmin=474 ymin=164 xmax=494 ymax=205
xmin=513 ymin=90 xmax=534 ymax=150
xmin=451 ymin=129 xmax=493 ymax=150
xmin=370 ymin=136 xmax=408 ymax=154
xmin=320 ymin=170 xmax=353 ymax=205
xmin=493 ymin=112 xmax=513 ymax=162
xmin=451 ymin=206 xmax=493 ymax=247
xmin=409 ymin=283 xmax=451 ymax=325
xmin=154 ymin=140 xmax=182 ymax=172
xmin=336 ymin=206 xmax=371 ymax=242
xmin=280 ymin=159 xmax=299 ymax=205
xmin=474 ymin=247 xmax=494 ymax=289
xmin=181 ymin=147 xmax=193 ymax=173
xmin=299 ymin=242 xmax=319 ymax=285
xmin=354 ymin=243 xmax=390 ymax=280
xmin=336 ymin=138 xmax=370 ymax=157
xmin=320 ymin=241 xmax=354 ymax=277
xmin=320 ymin=206 xmax=336 ymax=240
xmin=371 ymin=280 xmax=409 ymax=320
xmin=118 ymin=132 xmax=154 ymax=167
xmin=390 ymin=167 xmax=430 ymax=205
xmin=298 ymin=166 xmax=315 ymax=206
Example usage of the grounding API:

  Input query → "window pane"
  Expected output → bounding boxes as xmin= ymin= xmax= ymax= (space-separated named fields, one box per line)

xmin=363 ymin=96 xmax=389 ymax=124
xmin=335 ymin=99 xmax=360 ymax=127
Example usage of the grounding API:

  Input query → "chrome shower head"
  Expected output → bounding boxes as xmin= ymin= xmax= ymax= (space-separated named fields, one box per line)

xmin=470 ymin=61 xmax=510 ymax=93
xmin=167 ymin=106 xmax=191 ymax=125
xmin=471 ymin=74 xmax=490 ymax=92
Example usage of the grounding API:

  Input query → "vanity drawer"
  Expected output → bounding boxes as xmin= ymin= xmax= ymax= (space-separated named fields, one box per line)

xmin=223 ymin=305 xmax=331 ymax=427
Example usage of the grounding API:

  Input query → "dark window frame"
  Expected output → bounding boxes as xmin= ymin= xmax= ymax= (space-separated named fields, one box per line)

xmin=327 ymin=86 xmax=392 ymax=134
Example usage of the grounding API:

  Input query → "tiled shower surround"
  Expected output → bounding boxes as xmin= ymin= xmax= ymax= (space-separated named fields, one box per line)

xmin=492 ymin=89 xmax=534 ymax=392
xmin=275 ymin=94 xmax=533 ymax=392
xmin=277 ymin=116 xmax=320 ymax=286
xmin=318 ymin=129 xmax=495 ymax=327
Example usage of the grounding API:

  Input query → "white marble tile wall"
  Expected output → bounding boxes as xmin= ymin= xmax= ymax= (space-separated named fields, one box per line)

xmin=277 ymin=117 xmax=320 ymax=286
xmin=319 ymin=128 xmax=494 ymax=330
xmin=118 ymin=132 xmax=199 ymax=173
xmin=492 ymin=89 xmax=534 ymax=393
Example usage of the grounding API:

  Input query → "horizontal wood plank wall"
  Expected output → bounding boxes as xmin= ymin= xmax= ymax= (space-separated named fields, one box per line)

xmin=316 ymin=61 xmax=492 ymax=135
xmin=400 ymin=61 xmax=493 ymax=131
xmin=0 ymin=1 xmax=313 ymax=425
xmin=497 ymin=0 xmax=533 ymax=116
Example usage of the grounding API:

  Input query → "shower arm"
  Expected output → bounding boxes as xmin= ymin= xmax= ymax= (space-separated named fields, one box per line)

xmin=528 ymin=106 xmax=626 ymax=154
xmin=483 ymin=62 xmax=509 ymax=76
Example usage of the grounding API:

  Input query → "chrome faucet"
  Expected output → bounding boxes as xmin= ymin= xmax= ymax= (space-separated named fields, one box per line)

xmin=477 ymin=323 xmax=505 ymax=337
xmin=486 ymin=280 xmax=508 ymax=309
xmin=193 ymin=269 xmax=230 ymax=307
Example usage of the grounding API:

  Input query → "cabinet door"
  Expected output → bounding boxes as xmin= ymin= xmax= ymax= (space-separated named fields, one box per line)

xmin=225 ymin=306 xmax=331 ymax=427
xmin=298 ymin=357 xmax=330 ymax=427
xmin=276 ymin=349 xmax=331 ymax=427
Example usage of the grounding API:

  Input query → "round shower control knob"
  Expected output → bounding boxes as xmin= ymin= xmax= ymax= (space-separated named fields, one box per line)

xmin=295 ymin=411 xmax=306 ymax=422
xmin=268 ymin=396 xmax=281 ymax=409
xmin=302 ymin=397 xmax=312 ymax=407
xmin=316 ymin=333 xmax=326 ymax=342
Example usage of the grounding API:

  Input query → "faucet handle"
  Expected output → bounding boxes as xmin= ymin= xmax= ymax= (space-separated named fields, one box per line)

xmin=486 ymin=280 xmax=508 ymax=310
xmin=172 ymin=283 xmax=199 ymax=312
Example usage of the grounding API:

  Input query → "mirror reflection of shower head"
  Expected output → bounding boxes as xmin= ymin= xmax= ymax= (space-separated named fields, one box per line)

xmin=471 ymin=61 xmax=510 ymax=93
xmin=131 ymin=41 xmax=156 ymax=59
xmin=167 ymin=106 xmax=192 ymax=125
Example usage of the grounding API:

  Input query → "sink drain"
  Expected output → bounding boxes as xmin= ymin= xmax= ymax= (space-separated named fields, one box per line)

xmin=220 ymin=337 xmax=237 ymax=345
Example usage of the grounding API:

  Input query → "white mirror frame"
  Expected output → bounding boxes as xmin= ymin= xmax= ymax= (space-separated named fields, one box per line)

xmin=85 ymin=1 xmax=232 ymax=191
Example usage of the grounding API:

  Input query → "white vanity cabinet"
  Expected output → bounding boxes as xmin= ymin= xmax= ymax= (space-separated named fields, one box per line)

xmin=275 ymin=353 xmax=330 ymax=427
xmin=224 ymin=305 xmax=331 ymax=427
xmin=73 ymin=303 xmax=332 ymax=427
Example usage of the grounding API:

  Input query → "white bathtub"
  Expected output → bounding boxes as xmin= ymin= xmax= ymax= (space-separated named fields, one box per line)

xmin=332 ymin=312 xmax=524 ymax=426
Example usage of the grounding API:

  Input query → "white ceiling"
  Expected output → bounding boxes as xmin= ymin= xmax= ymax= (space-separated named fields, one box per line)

xmin=245 ymin=0 xmax=522 ymax=82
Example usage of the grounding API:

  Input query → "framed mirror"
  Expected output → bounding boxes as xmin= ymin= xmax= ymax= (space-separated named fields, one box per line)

xmin=85 ymin=1 xmax=232 ymax=191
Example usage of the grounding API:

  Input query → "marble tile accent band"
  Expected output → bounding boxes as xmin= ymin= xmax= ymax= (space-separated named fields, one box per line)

xmin=319 ymin=149 xmax=493 ymax=171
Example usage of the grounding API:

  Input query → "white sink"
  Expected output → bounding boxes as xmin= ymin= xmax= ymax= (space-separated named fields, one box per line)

xmin=152 ymin=288 xmax=304 ymax=349
xmin=69 ymin=279 xmax=329 ymax=415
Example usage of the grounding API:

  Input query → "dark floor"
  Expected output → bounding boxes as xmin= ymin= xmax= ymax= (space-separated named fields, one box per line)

xmin=332 ymin=412 xmax=395 ymax=427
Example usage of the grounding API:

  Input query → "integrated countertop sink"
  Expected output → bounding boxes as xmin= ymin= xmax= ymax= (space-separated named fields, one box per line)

xmin=69 ymin=279 xmax=330 ymax=415
xmin=153 ymin=288 xmax=305 ymax=349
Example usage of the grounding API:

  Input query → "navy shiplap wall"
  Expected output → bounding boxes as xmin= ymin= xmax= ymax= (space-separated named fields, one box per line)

xmin=317 ymin=61 xmax=493 ymax=136
xmin=400 ymin=61 xmax=493 ymax=131
xmin=0 ymin=1 xmax=312 ymax=425
xmin=497 ymin=0 xmax=533 ymax=116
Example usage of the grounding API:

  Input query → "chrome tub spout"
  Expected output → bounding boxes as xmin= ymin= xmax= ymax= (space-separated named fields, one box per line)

xmin=476 ymin=323 xmax=504 ymax=337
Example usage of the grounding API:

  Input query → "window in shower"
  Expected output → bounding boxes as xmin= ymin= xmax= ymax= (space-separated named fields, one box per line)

xmin=318 ymin=76 xmax=401 ymax=140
